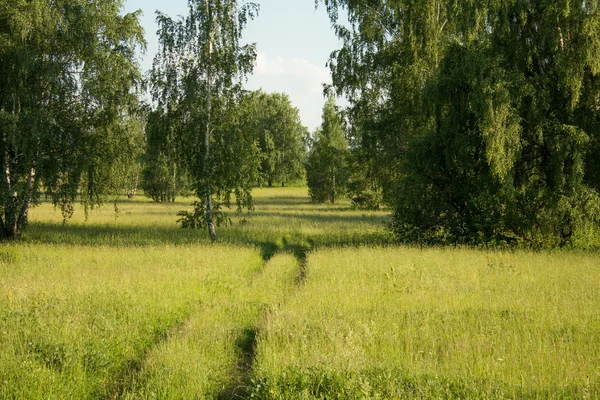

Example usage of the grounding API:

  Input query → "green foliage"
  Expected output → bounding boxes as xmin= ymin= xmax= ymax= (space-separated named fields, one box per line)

xmin=151 ymin=0 xmax=259 ymax=239
xmin=306 ymin=96 xmax=349 ymax=203
xmin=141 ymin=109 xmax=192 ymax=203
xmin=0 ymin=0 xmax=145 ymax=239
xmin=243 ymin=91 xmax=308 ymax=187
xmin=321 ymin=0 xmax=600 ymax=247
xmin=346 ymin=148 xmax=384 ymax=210
xmin=177 ymin=200 xmax=231 ymax=229
xmin=102 ymin=116 xmax=146 ymax=200
xmin=141 ymin=153 xmax=187 ymax=203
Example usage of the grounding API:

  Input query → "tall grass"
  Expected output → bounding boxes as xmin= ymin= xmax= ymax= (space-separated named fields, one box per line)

xmin=252 ymin=247 xmax=600 ymax=398
xmin=0 ymin=244 xmax=261 ymax=398
xmin=24 ymin=187 xmax=393 ymax=248
xmin=123 ymin=253 xmax=299 ymax=399
xmin=3 ymin=187 xmax=599 ymax=398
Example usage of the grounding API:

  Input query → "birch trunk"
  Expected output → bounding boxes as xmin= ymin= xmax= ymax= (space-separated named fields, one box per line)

xmin=204 ymin=0 xmax=217 ymax=241
xmin=17 ymin=166 xmax=36 ymax=234
xmin=331 ymin=165 xmax=336 ymax=204
xmin=1 ymin=125 xmax=18 ymax=239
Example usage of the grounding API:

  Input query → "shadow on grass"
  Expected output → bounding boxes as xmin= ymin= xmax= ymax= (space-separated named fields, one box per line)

xmin=25 ymin=211 xmax=394 ymax=250
xmin=24 ymin=222 xmax=206 ymax=247
xmin=248 ymin=211 xmax=390 ymax=224
xmin=280 ymin=236 xmax=311 ymax=285
xmin=26 ymin=186 xmax=394 ymax=251
xmin=258 ymin=241 xmax=280 ymax=263
xmin=251 ymin=196 xmax=311 ymax=207
xmin=217 ymin=327 xmax=259 ymax=400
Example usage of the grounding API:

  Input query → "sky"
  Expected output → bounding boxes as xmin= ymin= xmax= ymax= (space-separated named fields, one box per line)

xmin=123 ymin=0 xmax=344 ymax=132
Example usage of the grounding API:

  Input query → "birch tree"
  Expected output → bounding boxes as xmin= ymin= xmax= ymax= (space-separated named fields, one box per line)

xmin=306 ymin=96 xmax=348 ymax=203
xmin=321 ymin=0 xmax=600 ymax=246
xmin=0 ymin=0 xmax=144 ymax=239
xmin=152 ymin=0 xmax=259 ymax=241
xmin=245 ymin=91 xmax=307 ymax=187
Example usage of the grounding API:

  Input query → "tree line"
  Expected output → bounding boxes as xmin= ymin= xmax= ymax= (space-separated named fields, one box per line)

xmin=141 ymin=90 xmax=308 ymax=203
xmin=3 ymin=0 xmax=600 ymax=247
xmin=0 ymin=0 xmax=310 ymax=241
xmin=321 ymin=0 xmax=600 ymax=247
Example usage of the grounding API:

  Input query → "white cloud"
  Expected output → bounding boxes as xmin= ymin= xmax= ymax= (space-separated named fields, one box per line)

xmin=255 ymin=53 xmax=285 ymax=77
xmin=253 ymin=52 xmax=331 ymax=95
xmin=247 ymin=52 xmax=333 ymax=131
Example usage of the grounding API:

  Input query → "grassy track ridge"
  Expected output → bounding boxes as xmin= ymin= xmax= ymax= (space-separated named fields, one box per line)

xmin=218 ymin=253 xmax=301 ymax=399
xmin=250 ymin=247 xmax=600 ymax=398
xmin=0 ymin=245 xmax=263 ymax=398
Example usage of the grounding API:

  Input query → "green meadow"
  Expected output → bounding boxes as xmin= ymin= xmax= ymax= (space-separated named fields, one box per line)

xmin=1 ymin=187 xmax=599 ymax=399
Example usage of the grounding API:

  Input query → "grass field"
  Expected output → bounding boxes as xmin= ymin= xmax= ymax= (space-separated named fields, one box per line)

xmin=1 ymin=187 xmax=599 ymax=398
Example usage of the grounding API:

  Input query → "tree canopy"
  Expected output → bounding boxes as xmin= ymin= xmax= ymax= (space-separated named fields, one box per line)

xmin=5 ymin=0 xmax=600 ymax=249
xmin=0 ymin=0 xmax=145 ymax=238
xmin=243 ymin=90 xmax=307 ymax=187
xmin=150 ymin=0 xmax=260 ymax=240
xmin=141 ymin=108 xmax=192 ymax=203
xmin=321 ymin=0 xmax=600 ymax=247
xmin=306 ymin=96 xmax=349 ymax=204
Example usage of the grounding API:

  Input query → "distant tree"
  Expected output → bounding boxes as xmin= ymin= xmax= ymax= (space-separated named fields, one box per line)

xmin=110 ymin=116 xmax=145 ymax=200
xmin=343 ymin=108 xmax=386 ymax=210
xmin=151 ymin=0 xmax=260 ymax=241
xmin=0 ymin=0 xmax=144 ymax=239
xmin=306 ymin=96 xmax=349 ymax=203
xmin=141 ymin=109 xmax=191 ymax=203
xmin=346 ymin=148 xmax=384 ymax=210
xmin=322 ymin=0 xmax=600 ymax=246
xmin=245 ymin=91 xmax=307 ymax=187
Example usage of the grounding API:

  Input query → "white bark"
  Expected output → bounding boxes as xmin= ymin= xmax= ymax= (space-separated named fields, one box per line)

xmin=204 ymin=0 xmax=217 ymax=241
xmin=18 ymin=166 xmax=36 ymax=230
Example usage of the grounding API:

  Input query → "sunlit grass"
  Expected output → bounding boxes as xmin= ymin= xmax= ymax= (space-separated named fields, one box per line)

xmin=25 ymin=187 xmax=392 ymax=248
xmin=253 ymin=247 xmax=600 ymax=398
xmin=124 ymin=253 xmax=299 ymax=399
xmin=0 ymin=244 xmax=261 ymax=398
xmin=3 ymin=187 xmax=599 ymax=398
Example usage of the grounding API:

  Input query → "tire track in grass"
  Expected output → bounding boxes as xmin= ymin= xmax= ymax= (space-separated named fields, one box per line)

xmin=217 ymin=326 xmax=259 ymax=399
xmin=112 ymin=251 xmax=264 ymax=399
xmin=218 ymin=237 xmax=312 ymax=399
xmin=112 ymin=239 xmax=310 ymax=399
xmin=287 ymin=240 xmax=311 ymax=286
xmin=104 ymin=319 xmax=188 ymax=399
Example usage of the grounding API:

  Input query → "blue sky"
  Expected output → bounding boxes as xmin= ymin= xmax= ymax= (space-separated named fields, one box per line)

xmin=123 ymin=0 xmax=343 ymax=131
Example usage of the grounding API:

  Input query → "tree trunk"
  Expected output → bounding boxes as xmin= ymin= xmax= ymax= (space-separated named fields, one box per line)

xmin=170 ymin=162 xmax=177 ymax=202
xmin=205 ymin=78 xmax=217 ymax=241
xmin=204 ymin=0 xmax=217 ymax=242
xmin=127 ymin=175 xmax=137 ymax=199
xmin=0 ymin=92 xmax=22 ymax=240
xmin=1 ymin=137 xmax=19 ymax=240
xmin=0 ymin=220 xmax=19 ymax=240
xmin=331 ymin=166 xmax=336 ymax=204
xmin=17 ymin=166 xmax=35 ymax=231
